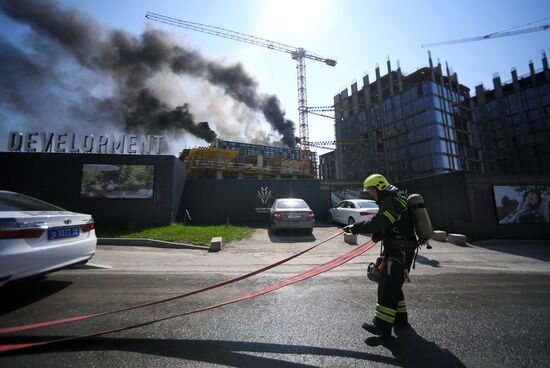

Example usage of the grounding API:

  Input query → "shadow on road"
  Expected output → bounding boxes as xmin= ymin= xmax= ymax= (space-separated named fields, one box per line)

xmin=414 ymin=254 xmax=441 ymax=268
xmin=365 ymin=325 xmax=466 ymax=368
xmin=268 ymin=231 xmax=317 ymax=244
xmin=0 ymin=278 xmax=72 ymax=315
xmin=470 ymin=239 xmax=550 ymax=262
xmin=1 ymin=336 xmax=401 ymax=367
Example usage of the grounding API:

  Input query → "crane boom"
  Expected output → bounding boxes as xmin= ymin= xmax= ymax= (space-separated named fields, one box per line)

xmin=308 ymin=144 xmax=336 ymax=150
xmin=304 ymin=139 xmax=367 ymax=146
xmin=422 ymin=23 xmax=550 ymax=48
xmin=307 ymin=105 xmax=335 ymax=112
xmin=145 ymin=12 xmax=336 ymax=150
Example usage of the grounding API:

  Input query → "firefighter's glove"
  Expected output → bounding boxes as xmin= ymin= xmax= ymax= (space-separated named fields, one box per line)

xmin=343 ymin=223 xmax=360 ymax=235
xmin=372 ymin=232 xmax=384 ymax=242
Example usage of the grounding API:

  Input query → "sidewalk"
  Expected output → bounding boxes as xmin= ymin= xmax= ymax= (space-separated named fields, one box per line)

xmin=91 ymin=227 xmax=550 ymax=276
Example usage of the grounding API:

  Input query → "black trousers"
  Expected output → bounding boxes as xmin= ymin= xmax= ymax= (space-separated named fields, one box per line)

xmin=375 ymin=258 xmax=406 ymax=325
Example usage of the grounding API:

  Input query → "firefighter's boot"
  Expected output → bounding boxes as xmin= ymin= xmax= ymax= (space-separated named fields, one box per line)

xmin=394 ymin=312 xmax=408 ymax=327
xmin=362 ymin=318 xmax=392 ymax=337
xmin=394 ymin=300 xmax=408 ymax=327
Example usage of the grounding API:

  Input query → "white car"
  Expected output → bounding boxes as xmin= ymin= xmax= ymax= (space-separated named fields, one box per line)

xmin=0 ymin=190 xmax=97 ymax=286
xmin=328 ymin=199 xmax=379 ymax=225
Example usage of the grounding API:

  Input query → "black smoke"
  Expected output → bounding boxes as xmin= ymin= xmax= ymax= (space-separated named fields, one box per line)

xmin=0 ymin=0 xmax=296 ymax=147
xmin=262 ymin=95 xmax=296 ymax=147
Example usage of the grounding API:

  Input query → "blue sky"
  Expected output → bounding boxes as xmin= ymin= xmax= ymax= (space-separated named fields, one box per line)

xmin=1 ymin=0 xmax=549 ymax=155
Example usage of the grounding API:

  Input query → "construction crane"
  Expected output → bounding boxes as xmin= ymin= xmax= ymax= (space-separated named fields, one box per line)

xmin=302 ymin=139 xmax=369 ymax=151
xmin=307 ymin=144 xmax=336 ymax=150
xmin=422 ymin=22 xmax=550 ymax=48
xmin=306 ymin=105 xmax=335 ymax=120
xmin=145 ymin=12 xmax=337 ymax=151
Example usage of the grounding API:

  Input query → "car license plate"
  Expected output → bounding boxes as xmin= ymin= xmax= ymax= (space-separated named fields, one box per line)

xmin=48 ymin=227 xmax=80 ymax=240
xmin=288 ymin=214 xmax=302 ymax=219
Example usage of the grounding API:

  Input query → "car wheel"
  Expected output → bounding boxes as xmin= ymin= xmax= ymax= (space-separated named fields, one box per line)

xmin=348 ymin=217 xmax=355 ymax=225
xmin=327 ymin=213 xmax=333 ymax=223
xmin=304 ymin=228 xmax=313 ymax=235
xmin=268 ymin=222 xmax=278 ymax=234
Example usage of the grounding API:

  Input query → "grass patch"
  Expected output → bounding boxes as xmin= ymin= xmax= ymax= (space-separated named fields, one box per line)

xmin=95 ymin=223 xmax=255 ymax=246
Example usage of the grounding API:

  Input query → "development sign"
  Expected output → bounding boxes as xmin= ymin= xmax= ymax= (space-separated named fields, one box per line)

xmin=7 ymin=131 xmax=164 ymax=155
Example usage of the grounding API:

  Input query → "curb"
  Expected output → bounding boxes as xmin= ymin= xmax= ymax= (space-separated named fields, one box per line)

xmin=97 ymin=238 xmax=209 ymax=251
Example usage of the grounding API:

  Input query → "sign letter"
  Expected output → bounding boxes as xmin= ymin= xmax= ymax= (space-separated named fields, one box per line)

xmin=8 ymin=131 xmax=23 ymax=151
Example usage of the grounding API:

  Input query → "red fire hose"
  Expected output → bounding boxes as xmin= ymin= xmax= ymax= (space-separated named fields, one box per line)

xmin=0 ymin=236 xmax=375 ymax=354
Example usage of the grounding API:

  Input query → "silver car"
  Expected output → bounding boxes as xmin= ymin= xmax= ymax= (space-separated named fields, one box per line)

xmin=0 ymin=191 xmax=97 ymax=286
xmin=268 ymin=198 xmax=315 ymax=234
xmin=328 ymin=199 xmax=379 ymax=225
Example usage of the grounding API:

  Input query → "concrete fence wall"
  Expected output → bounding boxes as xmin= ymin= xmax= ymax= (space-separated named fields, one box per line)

xmin=396 ymin=172 xmax=550 ymax=240
xmin=179 ymin=179 xmax=330 ymax=225
xmin=0 ymin=152 xmax=185 ymax=226
xmin=2 ymin=152 xmax=548 ymax=239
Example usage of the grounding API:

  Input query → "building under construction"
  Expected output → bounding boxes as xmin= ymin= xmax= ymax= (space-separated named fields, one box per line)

xmin=179 ymin=139 xmax=317 ymax=179
xmin=474 ymin=53 xmax=550 ymax=175
xmin=329 ymin=54 xmax=483 ymax=182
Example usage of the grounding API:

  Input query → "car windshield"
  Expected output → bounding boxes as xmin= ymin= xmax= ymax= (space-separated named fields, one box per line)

xmin=277 ymin=199 xmax=308 ymax=209
xmin=357 ymin=201 xmax=378 ymax=209
xmin=0 ymin=192 xmax=64 ymax=211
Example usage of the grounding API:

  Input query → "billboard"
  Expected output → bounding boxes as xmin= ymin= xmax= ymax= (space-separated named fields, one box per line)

xmin=81 ymin=164 xmax=155 ymax=199
xmin=493 ymin=185 xmax=550 ymax=224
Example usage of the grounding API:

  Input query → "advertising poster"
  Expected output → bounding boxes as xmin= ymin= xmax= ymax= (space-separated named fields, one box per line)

xmin=81 ymin=164 xmax=155 ymax=199
xmin=493 ymin=185 xmax=550 ymax=224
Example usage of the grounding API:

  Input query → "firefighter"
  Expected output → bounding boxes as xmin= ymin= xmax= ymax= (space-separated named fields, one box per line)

xmin=345 ymin=173 xmax=418 ymax=337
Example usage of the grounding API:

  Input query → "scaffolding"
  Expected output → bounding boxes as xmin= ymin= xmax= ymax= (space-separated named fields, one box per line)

xmin=179 ymin=141 xmax=316 ymax=179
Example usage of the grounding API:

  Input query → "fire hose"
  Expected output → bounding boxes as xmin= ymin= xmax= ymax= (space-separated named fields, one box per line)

xmin=0 ymin=234 xmax=376 ymax=354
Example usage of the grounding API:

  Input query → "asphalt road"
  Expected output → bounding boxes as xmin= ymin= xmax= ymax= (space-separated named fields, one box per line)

xmin=1 ymin=226 xmax=550 ymax=367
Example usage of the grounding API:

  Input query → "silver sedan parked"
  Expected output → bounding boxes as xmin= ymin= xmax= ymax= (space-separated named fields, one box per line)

xmin=328 ymin=199 xmax=379 ymax=225
xmin=0 ymin=191 xmax=97 ymax=286
xmin=268 ymin=198 xmax=315 ymax=234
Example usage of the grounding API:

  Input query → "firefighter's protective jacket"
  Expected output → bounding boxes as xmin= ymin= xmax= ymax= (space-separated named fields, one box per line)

xmin=352 ymin=186 xmax=417 ymax=267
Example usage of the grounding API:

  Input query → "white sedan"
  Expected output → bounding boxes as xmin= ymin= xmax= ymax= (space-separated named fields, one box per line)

xmin=328 ymin=199 xmax=379 ymax=225
xmin=0 ymin=190 xmax=96 ymax=286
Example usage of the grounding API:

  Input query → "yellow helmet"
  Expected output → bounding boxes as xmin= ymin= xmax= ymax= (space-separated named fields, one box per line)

xmin=363 ymin=174 xmax=389 ymax=191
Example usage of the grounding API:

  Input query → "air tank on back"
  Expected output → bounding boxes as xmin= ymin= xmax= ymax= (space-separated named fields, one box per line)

xmin=407 ymin=194 xmax=433 ymax=241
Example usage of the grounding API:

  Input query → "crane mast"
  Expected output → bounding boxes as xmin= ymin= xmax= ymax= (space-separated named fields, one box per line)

xmin=145 ymin=12 xmax=336 ymax=151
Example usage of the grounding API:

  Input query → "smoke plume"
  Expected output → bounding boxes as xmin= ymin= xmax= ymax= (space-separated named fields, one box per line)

xmin=0 ymin=0 xmax=296 ymax=149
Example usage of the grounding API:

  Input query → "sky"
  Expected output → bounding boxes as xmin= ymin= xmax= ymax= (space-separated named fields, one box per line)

xmin=1 ymin=0 xmax=549 ymax=156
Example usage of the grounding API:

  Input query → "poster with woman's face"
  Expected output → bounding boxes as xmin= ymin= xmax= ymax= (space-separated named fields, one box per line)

xmin=493 ymin=185 xmax=550 ymax=224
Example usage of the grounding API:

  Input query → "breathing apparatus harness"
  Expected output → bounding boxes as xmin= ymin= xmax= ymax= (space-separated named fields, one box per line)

xmin=366 ymin=192 xmax=433 ymax=283
xmin=367 ymin=238 xmax=431 ymax=283
xmin=362 ymin=175 xmax=434 ymax=284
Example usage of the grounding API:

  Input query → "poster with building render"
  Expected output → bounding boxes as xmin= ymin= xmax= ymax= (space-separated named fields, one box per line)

xmin=80 ymin=164 xmax=155 ymax=199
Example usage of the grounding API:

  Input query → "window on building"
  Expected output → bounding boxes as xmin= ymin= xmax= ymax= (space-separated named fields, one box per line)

xmin=431 ymin=124 xmax=445 ymax=138
xmin=524 ymin=88 xmax=538 ymax=110
xmin=431 ymin=139 xmax=447 ymax=153
xmin=433 ymin=154 xmax=450 ymax=169
xmin=539 ymin=84 xmax=550 ymax=106
xmin=412 ymin=98 xmax=425 ymax=113
xmin=504 ymin=95 xmax=519 ymax=116
xmin=410 ymin=87 xmax=418 ymax=100
xmin=422 ymin=81 xmax=438 ymax=96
